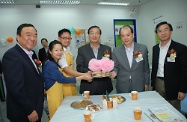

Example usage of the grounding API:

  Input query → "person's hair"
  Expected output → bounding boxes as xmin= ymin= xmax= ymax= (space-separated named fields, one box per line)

xmin=155 ymin=21 xmax=173 ymax=33
xmin=88 ymin=25 xmax=102 ymax=35
xmin=16 ymin=23 xmax=37 ymax=36
xmin=119 ymin=25 xmax=134 ymax=36
xmin=47 ymin=40 xmax=63 ymax=68
xmin=41 ymin=38 xmax=48 ymax=44
xmin=58 ymin=28 xmax=71 ymax=37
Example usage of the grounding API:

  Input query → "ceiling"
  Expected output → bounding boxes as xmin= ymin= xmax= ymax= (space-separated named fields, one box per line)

xmin=0 ymin=0 xmax=154 ymax=7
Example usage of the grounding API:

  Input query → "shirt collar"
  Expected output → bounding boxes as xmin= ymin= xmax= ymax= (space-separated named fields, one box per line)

xmin=17 ymin=43 xmax=33 ymax=57
xmin=63 ymin=46 xmax=70 ymax=52
xmin=124 ymin=42 xmax=134 ymax=51
xmin=159 ymin=40 xmax=171 ymax=49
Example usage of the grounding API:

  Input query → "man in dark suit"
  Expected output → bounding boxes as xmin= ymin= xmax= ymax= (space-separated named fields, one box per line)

xmin=2 ymin=23 xmax=44 ymax=122
xmin=38 ymin=38 xmax=48 ymax=65
xmin=151 ymin=21 xmax=187 ymax=111
xmin=76 ymin=25 xmax=113 ymax=95
xmin=110 ymin=25 xmax=150 ymax=93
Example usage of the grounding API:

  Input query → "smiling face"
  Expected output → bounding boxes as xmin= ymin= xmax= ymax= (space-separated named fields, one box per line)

xmin=16 ymin=26 xmax=37 ymax=51
xmin=49 ymin=43 xmax=63 ymax=62
xmin=88 ymin=27 xmax=101 ymax=44
xmin=120 ymin=27 xmax=134 ymax=48
xmin=58 ymin=32 xmax=71 ymax=48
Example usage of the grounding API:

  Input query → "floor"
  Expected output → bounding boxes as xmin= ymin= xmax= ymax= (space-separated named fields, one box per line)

xmin=0 ymin=80 xmax=117 ymax=122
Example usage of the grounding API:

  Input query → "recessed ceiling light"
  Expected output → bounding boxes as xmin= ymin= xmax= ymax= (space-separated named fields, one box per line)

xmin=40 ymin=1 xmax=80 ymax=5
xmin=98 ymin=2 xmax=129 ymax=6
xmin=0 ymin=0 xmax=14 ymax=4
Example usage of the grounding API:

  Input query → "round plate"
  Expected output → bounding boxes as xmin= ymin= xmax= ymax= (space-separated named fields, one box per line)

xmin=111 ymin=95 xmax=126 ymax=104
xmin=86 ymin=104 xmax=102 ymax=112
xmin=71 ymin=100 xmax=93 ymax=110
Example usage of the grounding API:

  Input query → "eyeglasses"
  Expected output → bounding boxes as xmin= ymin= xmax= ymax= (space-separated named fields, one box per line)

xmin=157 ymin=28 xmax=170 ymax=33
xmin=60 ymin=37 xmax=72 ymax=40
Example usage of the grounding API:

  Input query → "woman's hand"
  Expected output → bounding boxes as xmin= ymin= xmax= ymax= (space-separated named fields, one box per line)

xmin=84 ymin=73 xmax=93 ymax=82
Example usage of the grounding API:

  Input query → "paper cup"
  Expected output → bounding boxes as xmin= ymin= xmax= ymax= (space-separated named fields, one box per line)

xmin=133 ymin=108 xmax=142 ymax=120
xmin=84 ymin=111 xmax=95 ymax=122
xmin=107 ymin=98 xmax=113 ymax=109
xmin=82 ymin=91 xmax=90 ymax=99
xmin=130 ymin=91 xmax=138 ymax=100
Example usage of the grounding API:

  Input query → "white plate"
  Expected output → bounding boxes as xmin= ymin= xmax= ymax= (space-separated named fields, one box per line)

xmin=85 ymin=104 xmax=102 ymax=112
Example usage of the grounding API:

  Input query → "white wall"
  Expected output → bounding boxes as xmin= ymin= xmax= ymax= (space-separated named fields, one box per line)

xmin=0 ymin=5 xmax=135 ymax=59
xmin=137 ymin=0 xmax=187 ymax=64
xmin=0 ymin=0 xmax=187 ymax=65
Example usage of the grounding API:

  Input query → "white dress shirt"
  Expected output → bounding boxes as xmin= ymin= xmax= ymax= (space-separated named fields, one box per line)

xmin=124 ymin=43 xmax=134 ymax=68
xmin=157 ymin=40 xmax=171 ymax=77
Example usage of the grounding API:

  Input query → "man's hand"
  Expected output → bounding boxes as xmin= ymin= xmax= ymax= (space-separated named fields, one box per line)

xmin=27 ymin=110 xmax=38 ymax=122
xmin=178 ymin=92 xmax=185 ymax=100
xmin=110 ymin=71 xmax=117 ymax=79
xmin=84 ymin=73 xmax=93 ymax=82
xmin=144 ymin=85 xmax=149 ymax=91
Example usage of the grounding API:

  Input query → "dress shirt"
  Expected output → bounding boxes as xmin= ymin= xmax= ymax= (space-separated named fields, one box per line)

xmin=91 ymin=44 xmax=100 ymax=59
xmin=124 ymin=43 xmax=134 ymax=68
xmin=42 ymin=60 xmax=76 ymax=91
xmin=157 ymin=40 xmax=171 ymax=77
xmin=44 ymin=47 xmax=48 ymax=53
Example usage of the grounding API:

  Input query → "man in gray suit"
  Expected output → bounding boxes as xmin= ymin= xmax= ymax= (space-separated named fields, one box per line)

xmin=110 ymin=25 xmax=150 ymax=93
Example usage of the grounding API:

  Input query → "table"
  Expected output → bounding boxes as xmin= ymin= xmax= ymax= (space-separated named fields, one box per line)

xmin=50 ymin=91 xmax=187 ymax=122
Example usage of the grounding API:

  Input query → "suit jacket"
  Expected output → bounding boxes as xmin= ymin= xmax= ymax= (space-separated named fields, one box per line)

xmin=151 ymin=40 xmax=187 ymax=100
xmin=32 ymin=50 xmax=38 ymax=60
xmin=2 ymin=44 xmax=44 ymax=121
xmin=112 ymin=43 xmax=150 ymax=93
xmin=38 ymin=47 xmax=48 ymax=64
xmin=76 ymin=43 xmax=113 ymax=95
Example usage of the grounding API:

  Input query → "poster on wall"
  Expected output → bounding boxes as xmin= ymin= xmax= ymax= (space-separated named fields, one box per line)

xmin=113 ymin=19 xmax=137 ymax=47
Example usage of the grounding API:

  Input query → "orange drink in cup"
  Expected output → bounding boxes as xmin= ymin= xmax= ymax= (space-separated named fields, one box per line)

xmin=131 ymin=91 xmax=138 ymax=100
xmin=133 ymin=108 xmax=142 ymax=120
xmin=84 ymin=111 xmax=95 ymax=122
xmin=107 ymin=98 xmax=113 ymax=109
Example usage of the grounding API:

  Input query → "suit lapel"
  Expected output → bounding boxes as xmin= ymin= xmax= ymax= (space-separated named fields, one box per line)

xmin=165 ymin=40 xmax=175 ymax=63
xmin=119 ymin=45 xmax=131 ymax=69
xmin=97 ymin=44 xmax=105 ymax=59
xmin=155 ymin=44 xmax=160 ymax=66
xmin=87 ymin=44 xmax=96 ymax=59
xmin=15 ymin=45 xmax=40 ymax=75
xmin=131 ymin=43 xmax=138 ymax=69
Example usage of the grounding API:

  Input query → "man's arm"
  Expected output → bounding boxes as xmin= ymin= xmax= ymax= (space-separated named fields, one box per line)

xmin=143 ymin=46 xmax=150 ymax=86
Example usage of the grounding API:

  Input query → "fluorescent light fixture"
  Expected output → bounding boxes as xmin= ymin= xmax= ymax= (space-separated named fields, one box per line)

xmin=0 ymin=0 xmax=14 ymax=4
xmin=98 ymin=2 xmax=129 ymax=6
xmin=40 ymin=1 xmax=80 ymax=5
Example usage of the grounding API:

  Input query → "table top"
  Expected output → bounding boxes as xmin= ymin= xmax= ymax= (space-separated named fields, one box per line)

xmin=50 ymin=91 xmax=187 ymax=122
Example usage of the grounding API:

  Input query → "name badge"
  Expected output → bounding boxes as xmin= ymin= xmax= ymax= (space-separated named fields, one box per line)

xmin=135 ymin=57 xmax=143 ymax=63
xmin=167 ymin=57 xmax=175 ymax=62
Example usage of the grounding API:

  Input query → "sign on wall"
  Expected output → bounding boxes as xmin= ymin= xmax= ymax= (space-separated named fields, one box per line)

xmin=113 ymin=19 xmax=137 ymax=47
